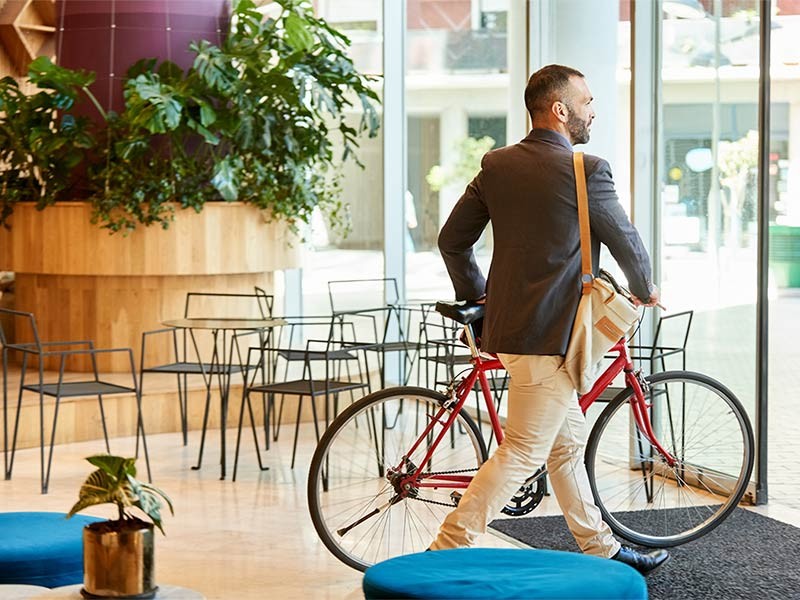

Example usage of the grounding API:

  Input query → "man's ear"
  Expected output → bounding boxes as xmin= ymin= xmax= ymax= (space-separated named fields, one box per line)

xmin=552 ymin=100 xmax=569 ymax=124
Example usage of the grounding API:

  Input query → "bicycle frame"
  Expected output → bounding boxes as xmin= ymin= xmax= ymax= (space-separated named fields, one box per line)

xmin=399 ymin=330 xmax=676 ymax=494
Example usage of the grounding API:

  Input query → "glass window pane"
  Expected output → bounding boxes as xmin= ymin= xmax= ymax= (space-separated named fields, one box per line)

xmin=659 ymin=0 xmax=760 ymax=461
xmin=768 ymin=1 xmax=800 ymax=508
xmin=405 ymin=0 xmax=512 ymax=303
xmin=293 ymin=1 xmax=385 ymax=315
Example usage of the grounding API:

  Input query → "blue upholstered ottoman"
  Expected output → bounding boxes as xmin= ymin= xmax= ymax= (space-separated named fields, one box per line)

xmin=363 ymin=548 xmax=647 ymax=600
xmin=0 ymin=512 xmax=104 ymax=588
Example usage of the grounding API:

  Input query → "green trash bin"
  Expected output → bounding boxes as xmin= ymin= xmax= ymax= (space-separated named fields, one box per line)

xmin=770 ymin=224 xmax=800 ymax=288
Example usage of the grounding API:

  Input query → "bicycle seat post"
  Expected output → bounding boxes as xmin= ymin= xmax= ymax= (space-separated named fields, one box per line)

xmin=462 ymin=323 xmax=480 ymax=358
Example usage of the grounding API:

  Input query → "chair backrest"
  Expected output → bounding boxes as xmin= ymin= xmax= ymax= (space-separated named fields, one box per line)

xmin=254 ymin=287 xmax=275 ymax=318
xmin=651 ymin=310 xmax=693 ymax=355
xmin=275 ymin=315 xmax=355 ymax=349
xmin=327 ymin=278 xmax=400 ymax=315
xmin=183 ymin=292 xmax=267 ymax=320
xmin=0 ymin=308 xmax=42 ymax=352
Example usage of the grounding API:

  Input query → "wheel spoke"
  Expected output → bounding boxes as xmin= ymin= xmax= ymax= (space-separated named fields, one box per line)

xmin=308 ymin=388 xmax=487 ymax=571
xmin=587 ymin=372 xmax=753 ymax=547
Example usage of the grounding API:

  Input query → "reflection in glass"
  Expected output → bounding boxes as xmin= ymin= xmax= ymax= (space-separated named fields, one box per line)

xmin=659 ymin=0 xmax=762 ymax=451
xmin=405 ymin=0 xmax=511 ymax=304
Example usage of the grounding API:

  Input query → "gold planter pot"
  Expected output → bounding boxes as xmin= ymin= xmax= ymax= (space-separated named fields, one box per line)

xmin=82 ymin=520 xmax=156 ymax=599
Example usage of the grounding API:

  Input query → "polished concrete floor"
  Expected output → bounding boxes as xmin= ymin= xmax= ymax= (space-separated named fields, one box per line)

xmin=0 ymin=420 xmax=521 ymax=600
xmin=3 ymin=415 xmax=800 ymax=599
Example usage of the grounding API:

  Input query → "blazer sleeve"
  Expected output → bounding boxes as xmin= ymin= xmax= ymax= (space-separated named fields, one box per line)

xmin=437 ymin=157 xmax=490 ymax=301
xmin=586 ymin=158 xmax=653 ymax=301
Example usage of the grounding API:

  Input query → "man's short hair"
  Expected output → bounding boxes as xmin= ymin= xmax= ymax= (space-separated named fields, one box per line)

xmin=524 ymin=64 xmax=585 ymax=119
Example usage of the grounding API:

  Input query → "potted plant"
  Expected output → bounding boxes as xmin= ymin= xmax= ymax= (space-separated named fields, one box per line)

xmin=0 ymin=0 xmax=380 ymax=235
xmin=0 ymin=0 xmax=381 ymax=371
xmin=67 ymin=455 xmax=173 ymax=599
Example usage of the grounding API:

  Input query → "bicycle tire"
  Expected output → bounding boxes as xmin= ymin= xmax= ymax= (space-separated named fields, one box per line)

xmin=585 ymin=370 xmax=755 ymax=547
xmin=308 ymin=386 xmax=488 ymax=572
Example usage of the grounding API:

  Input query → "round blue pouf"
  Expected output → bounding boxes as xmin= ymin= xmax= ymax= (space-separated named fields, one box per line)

xmin=363 ymin=548 xmax=647 ymax=600
xmin=0 ymin=512 xmax=105 ymax=588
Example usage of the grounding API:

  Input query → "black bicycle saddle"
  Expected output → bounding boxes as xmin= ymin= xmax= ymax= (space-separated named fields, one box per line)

xmin=435 ymin=300 xmax=485 ymax=325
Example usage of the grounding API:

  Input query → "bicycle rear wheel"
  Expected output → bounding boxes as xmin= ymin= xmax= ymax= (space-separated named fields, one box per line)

xmin=308 ymin=386 xmax=488 ymax=572
xmin=585 ymin=370 xmax=754 ymax=547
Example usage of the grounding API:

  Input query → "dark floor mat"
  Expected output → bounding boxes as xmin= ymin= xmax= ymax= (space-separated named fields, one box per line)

xmin=490 ymin=508 xmax=800 ymax=599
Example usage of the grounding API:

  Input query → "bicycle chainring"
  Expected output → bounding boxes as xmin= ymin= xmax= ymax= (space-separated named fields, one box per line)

xmin=500 ymin=474 xmax=546 ymax=517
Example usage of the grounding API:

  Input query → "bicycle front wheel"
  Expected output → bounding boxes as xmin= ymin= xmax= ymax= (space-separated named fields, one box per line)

xmin=586 ymin=371 xmax=754 ymax=547
xmin=308 ymin=386 xmax=488 ymax=572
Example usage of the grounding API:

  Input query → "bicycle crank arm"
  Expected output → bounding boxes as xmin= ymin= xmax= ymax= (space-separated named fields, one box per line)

xmin=336 ymin=496 xmax=400 ymax=537
xmin=522 ymin=466 xmax=548 ymax=487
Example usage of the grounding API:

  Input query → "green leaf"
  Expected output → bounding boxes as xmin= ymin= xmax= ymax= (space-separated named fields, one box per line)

xmin=198 ymin=100 xmax=217 ymax=127
xmin=66 ymin=455 xmax=173 ymax=534
xmin=126 ymin=58 xmax=158 ymax=79
xmin=284 ymin=14 xmax=314 ymax=51
xmin=127 ymin=75 xmax=184 ymax=132
xmin=187 ymin=119 xmax=220 ymax=145
xmin=192 ymin=41 xmax=237 ymax=93
xmin=233 ymin=0 xmax=257 ymax=11
xmin=86 ymin=455 xmax=137 ymax=479
xmin=211 ymin=157 xmax=241 ymax=201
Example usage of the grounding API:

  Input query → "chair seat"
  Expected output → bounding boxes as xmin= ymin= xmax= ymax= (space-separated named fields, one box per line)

xmin=363 ymin=548 xmax=647 ymax=600
xmin=277 ymin=349 xmax=356 ymax=361
xmin=373 ymin=341 xmax=417 ymax=352
xmin=21 ymin=381 xmax=135 ymax=398
xmin=249 ymin=379 xmax=367 ymax=396
xmin=470 ymin=375 xmax=508 ymax=392
xmin=143 ymin=361 xmax=246 ymax=375
xmin=424 ymin=353 xmax=472 ymax=365
xmin=0 ymin=512 xmax=104 ymax=587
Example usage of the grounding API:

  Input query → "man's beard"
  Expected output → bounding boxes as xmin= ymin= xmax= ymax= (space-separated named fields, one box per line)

xmin=566 ymin=111 xmax=591 ymax=145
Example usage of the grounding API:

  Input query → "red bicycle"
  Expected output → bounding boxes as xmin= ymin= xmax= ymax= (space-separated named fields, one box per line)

xmin=308 ymin=301 xmax=754 ymax=572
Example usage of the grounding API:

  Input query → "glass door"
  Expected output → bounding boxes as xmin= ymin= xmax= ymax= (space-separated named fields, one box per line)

xmin=658 ymin=0 xmax=762 ymax=496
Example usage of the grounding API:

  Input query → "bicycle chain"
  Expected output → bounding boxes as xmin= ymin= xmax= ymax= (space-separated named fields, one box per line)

xmin=403 ymin=467 xmax=479 ymax=508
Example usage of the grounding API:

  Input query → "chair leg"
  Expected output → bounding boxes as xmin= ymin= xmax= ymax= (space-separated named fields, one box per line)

xmin=273 ymin=393 xmax=286 ymax=442
xmin=192 ymin=384 xmax=213 ymax=471
xmin=2 ymin=348 xmax=7 ymax=480
xmin=97 ymin=395 xmax=110 ymax=453
xmin=178 ymin=373 xmax=188 ymax=446
xmin=6 ymin=353 xmax=28 ymax=480
xmin=264 ymin=393 xmax=272 ymax=451
xmin=134 ymin=389 xmax=152 ymax=482
xmin=233 ymin=389 xmax=268 ymax=482
xmin=43 ymin=395 xmax=62 ymax=495
xmin=290 ymin=397 xmax=304 ymax=469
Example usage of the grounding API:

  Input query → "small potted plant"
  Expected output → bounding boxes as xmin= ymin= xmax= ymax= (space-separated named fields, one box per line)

xmin=67 ymin=455 xmax=173 ymax=599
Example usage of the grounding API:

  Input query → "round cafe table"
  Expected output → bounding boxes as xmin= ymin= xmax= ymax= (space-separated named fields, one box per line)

xmin=161 ymin=317 xmax=286 ymax=480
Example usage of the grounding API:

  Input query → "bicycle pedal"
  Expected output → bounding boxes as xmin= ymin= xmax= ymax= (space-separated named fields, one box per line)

xmin=450 ymin=491 xmax=462 ymax=506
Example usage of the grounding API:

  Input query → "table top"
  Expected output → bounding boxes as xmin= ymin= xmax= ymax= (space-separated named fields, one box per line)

xmin=162 ymin=317 xmax=286 ymax=330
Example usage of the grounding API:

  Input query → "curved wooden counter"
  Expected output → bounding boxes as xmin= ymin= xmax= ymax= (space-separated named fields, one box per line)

xmin=0 ymin=202 xmax=303 ymax=371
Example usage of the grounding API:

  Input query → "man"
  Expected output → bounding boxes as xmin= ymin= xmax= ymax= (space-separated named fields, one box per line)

xmin=430 ymin=64 xmax=668 ymax=576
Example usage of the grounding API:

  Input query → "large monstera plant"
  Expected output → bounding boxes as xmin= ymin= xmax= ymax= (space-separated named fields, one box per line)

xmin=0 ymin=0 xmax=380 ymax=234
xmin=67 ymin=455 xmax=173 ymax=534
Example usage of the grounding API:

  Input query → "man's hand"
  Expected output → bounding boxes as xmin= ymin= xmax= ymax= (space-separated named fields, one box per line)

xmin=633 ymin=285 xmax=661 ymax=308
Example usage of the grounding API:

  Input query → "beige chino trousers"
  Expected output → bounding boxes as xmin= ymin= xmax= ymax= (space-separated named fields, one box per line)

xmin=430 ymin=354 xmax=620 ymax=558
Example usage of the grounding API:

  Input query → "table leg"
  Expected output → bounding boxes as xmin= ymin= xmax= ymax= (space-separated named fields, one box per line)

xmin=191 ymin=329 xmax=214 ymax=471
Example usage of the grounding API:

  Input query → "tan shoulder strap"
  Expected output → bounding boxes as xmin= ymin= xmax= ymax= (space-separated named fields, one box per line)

xmin=573 ymin=152 xmax=593 ymax=296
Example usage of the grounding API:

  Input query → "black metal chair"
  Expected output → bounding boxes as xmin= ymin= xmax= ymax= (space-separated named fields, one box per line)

xmin=417 ymin=302 xmax=507 ymax=446
xmin=328 ymin=278 xmax=420 ymax=388
xmin=138 ymin=290 xmax=273 ymax=447
xmin=596 ymin=310 xmax=694 ymax=403
xmin=260 ymin=315 xmax=359 ymax=441
xmin=233 ymin=338 xmax=374 ymax=476
xmin=1 ymin=308 xmax=150 ymax=494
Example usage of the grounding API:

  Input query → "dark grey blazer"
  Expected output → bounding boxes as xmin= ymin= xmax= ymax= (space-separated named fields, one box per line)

xmin=437 ymin=128 xmax=653 ymax=355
